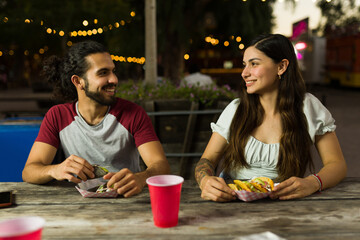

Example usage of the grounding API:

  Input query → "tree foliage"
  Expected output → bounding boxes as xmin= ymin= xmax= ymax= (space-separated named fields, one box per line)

xmin=0 ymin=0 xmax=281 ymax=86
xmin=317 ymin=0 xmax=360 ymax=35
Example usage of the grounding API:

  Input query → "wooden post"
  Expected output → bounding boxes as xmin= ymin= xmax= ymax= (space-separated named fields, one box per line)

xmin=179 ymin=101 xmax=199 ymax=178
xmin=145 ymin=0 xmax=157 ymax=85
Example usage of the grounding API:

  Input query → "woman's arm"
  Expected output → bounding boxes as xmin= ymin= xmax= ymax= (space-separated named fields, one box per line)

xmin=195 ymin=132 xmax=236 ymax=202
xmin=271 ymin=131 xmax=347 ymax=200
xmin=315 ymin=131 xmax=347 ymax=189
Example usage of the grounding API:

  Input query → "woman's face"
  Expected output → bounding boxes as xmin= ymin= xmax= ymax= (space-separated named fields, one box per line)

xmin=241 ymin=46 xmax=280 ymax=95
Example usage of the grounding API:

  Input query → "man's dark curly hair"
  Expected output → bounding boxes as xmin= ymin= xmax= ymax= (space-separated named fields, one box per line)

xmin=41 ymin=41 xmax=108 ymax=102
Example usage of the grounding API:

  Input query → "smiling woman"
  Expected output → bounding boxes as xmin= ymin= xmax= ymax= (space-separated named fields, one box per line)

xmin=195 ymin=33 xmax=347 ymax=202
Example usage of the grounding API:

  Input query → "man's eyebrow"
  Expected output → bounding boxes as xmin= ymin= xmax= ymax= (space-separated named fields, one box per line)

xmin=95 ymin=67 xmax=111 ymax=74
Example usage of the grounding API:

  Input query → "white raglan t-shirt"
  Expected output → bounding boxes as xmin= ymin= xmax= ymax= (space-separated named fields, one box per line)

xmin=35 ymin=98 xmax=158 ymax=173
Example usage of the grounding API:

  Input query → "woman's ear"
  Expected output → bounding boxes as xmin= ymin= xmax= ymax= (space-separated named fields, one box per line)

xmin=278 ymin=59 xmax=289 ymax=76
xmin=71 ymin=75 xmax=84 ymax=90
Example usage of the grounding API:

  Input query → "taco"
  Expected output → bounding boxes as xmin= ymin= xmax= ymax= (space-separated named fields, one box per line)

xmin=228 ymin=177 xmax=274 ymax=193
xmin=233 ymin=180 xmax=251 ymax=192
xmin=250 ymin=177 xmax=274 ymax=192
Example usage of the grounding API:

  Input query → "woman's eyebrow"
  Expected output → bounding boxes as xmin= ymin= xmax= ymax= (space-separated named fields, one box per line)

xmin=243 ymin=58 xmax=261 ymax=64
xmin=248 ymin=58 xmax=261 ymax=62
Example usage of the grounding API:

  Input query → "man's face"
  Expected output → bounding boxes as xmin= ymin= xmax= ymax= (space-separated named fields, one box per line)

xmin=82 ymin=52 xmax=118 ymax=106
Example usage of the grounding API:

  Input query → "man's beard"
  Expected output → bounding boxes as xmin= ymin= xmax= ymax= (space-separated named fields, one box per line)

xmin=84 ymin=80 xmax=117 ymax=106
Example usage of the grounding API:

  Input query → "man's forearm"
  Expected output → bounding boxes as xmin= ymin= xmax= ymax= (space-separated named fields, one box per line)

xmin=22 ymin=163 xmax=55 ymax=184
xmin=137 ymin=160 xmax=171 ymax=188
xmin=195 ymin=158 xmax=215 ymax=186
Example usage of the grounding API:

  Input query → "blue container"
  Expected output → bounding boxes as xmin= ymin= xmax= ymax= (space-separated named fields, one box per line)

xmin=0 ymin=117 xmax=42 ymax=182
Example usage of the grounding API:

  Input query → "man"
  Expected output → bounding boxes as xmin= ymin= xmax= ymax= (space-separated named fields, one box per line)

xmin=22 ymin=41 xmax=170 ymax=197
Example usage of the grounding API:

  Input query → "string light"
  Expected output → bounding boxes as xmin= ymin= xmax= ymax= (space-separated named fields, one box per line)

xmin=204 ymin=35 xmax=244 ymax=49
xmin=111 ymin=55 xmax=145 ymax=64
xmin=2 ymin=14 xmax=133 ymax=38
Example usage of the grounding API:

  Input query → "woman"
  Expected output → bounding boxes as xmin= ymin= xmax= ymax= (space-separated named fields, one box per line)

xmin=195 ymin=34 xmax=347 ymax=202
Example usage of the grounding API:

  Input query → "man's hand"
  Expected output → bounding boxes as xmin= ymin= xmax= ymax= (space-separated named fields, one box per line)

xmin=200 ymin=176 xmax=237 ymax=202
xmin=51 ymin=155 xmax=95 ymax=183
xmin=270 ymin=176 xmax=319 ymax=200
xmin=104 ymin=168 xmax=144 ymax=198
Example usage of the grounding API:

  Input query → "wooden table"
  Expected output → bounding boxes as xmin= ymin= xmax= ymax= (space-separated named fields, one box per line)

xmin=1 ymin=178 xmax=360 ymax=240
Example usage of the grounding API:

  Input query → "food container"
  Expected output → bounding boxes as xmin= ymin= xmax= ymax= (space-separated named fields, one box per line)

xmin=75 ymin=178 xmax=118 ymax=198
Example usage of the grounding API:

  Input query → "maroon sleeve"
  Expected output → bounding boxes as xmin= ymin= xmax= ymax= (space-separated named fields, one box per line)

xmin=112 ymin=99 xmax=159 ymax=147
xmin=36 ymin=103 xmax=76 ymax=148
xmin=131 ymin=106 xmax=159 ymax=147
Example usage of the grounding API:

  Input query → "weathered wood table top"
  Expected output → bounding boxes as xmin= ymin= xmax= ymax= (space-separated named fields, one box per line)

xmin=1 ymin=178 xmax=360 ymax=240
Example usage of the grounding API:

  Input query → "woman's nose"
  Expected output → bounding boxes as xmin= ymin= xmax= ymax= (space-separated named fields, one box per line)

xmin=241 ymin=66 xmax=249 ymax=79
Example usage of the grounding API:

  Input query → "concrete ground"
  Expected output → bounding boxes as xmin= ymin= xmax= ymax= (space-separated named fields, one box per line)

xmin=1 ymin=85 xmax=359 ymax=177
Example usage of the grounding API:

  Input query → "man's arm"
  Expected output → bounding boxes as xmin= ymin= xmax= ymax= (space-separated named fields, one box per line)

xmin=22 ymin=142 xmax=94 ymax=184
xmin=137 ymin=140 xmax=171 ymax=186
xmin=105 ymin=140 xmax=170 ymax=197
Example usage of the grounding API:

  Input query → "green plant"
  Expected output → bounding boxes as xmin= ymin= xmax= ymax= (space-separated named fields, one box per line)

xmin=115 ymin=80 xmax=237 ymax=106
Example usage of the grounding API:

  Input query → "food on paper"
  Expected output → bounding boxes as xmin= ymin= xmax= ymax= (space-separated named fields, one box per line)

xmin=250 ymin=177 xmax=274 ymax=192
xmin=93 ymin=164 xmax=109 ymax=178
xmin=229 ymin=177 xmax=274 ymax=193
xmin=95 ymin=183 xmax=113 ymax=193
xmin=76 ymin=178 xmax=118 ymax=198
xmin=228 ymin=183 xmax=238 ymax=191
xmin=227 ymin=177 xmax=275 ymax=202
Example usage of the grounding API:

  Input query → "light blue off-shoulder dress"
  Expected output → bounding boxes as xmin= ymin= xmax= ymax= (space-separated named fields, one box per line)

xmin=211 ymin=93 xmax=336 ymax=180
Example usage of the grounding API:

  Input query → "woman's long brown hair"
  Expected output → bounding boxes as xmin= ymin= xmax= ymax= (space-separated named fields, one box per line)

xmin=222 ymin=34 xmax=313 ymax=181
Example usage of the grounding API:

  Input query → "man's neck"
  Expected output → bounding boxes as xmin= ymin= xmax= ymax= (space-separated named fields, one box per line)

xmin=77 ymin=99 xmax=110 ymax=126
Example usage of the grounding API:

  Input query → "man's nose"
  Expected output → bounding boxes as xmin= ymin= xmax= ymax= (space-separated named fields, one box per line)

xmin=109 ymin=72 xmax=118 ymax=84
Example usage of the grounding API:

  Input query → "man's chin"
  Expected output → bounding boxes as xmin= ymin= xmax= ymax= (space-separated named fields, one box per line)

xmin=99 ymin=97 xmax=116 ymax=106
xmin=86 ymin=93 xmax=116 ymax=106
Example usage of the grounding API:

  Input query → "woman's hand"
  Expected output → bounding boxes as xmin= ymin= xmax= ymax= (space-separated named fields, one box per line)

xmin=200 ymin=176 xmax=237 ymax=202
xmin=104 ymin=168 xmax=143 ymax=198
xmin=270 ymin=176 xmax=320 ymax=200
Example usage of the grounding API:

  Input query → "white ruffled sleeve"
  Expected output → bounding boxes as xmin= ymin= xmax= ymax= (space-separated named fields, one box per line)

xmin=303 ymin=93 xmax=336 ymax=143
xmin=210 ymin=98 xmax=240 ymax=142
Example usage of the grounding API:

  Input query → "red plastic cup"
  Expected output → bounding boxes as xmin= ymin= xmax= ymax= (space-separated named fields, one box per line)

xmin=0 ymin=216 xmax=45 ymax=240
xmin=146 ymin=175 xmax=184 ymax=228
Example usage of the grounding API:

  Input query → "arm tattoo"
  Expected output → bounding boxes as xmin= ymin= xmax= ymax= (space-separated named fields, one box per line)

xmin=195 ymin=158 xmax=215 ymax=186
